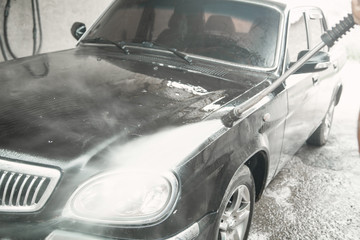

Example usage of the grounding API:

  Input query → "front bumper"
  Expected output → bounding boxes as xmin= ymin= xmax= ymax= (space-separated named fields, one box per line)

xmin=46 ymin=223 xmax=200 ymax=240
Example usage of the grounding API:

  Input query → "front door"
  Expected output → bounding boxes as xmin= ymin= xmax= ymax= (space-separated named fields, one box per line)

xmin=277 ymin=9 xmax=320 ymax=171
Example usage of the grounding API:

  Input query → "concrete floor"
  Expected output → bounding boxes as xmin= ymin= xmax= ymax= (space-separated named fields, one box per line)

xmin=248 ymin=60 xmax=360 ymax=240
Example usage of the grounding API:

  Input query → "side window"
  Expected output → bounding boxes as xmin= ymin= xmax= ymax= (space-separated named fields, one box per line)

xmin=307 ymin=11 xmax=326 ymax=49
xmin=287 ymin=10 xmax=308 ymax=63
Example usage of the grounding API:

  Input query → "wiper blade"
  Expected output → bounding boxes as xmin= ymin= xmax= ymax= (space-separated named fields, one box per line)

xmin=81 ymin=37 xmax=130 ymax=55
xmin=141 ymin=41 xmax=192 ymax=64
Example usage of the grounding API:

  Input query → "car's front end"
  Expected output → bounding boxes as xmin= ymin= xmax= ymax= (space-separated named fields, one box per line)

xmin=0 ymin=45 xmax=271 ymax=239
xmin=0 ymin=0 xmax=285 ymax=239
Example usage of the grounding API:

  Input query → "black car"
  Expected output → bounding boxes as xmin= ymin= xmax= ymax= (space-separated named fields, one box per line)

xmin=0 ymin=0 xmax=345 ymax=239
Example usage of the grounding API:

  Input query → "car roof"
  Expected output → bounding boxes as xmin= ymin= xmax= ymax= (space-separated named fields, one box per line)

xmin=242 ymin=0 xmax=322 ymax=12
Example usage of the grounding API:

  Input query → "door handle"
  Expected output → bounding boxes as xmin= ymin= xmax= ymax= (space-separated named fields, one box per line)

xmin=333 ymin=61 xmax=338 ymax=71
xmin=312 ymin=74 xmax=319 ymax=85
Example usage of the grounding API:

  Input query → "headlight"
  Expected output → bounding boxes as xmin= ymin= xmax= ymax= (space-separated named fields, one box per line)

xmin=63 ymin=170 xmax=179 ymax=225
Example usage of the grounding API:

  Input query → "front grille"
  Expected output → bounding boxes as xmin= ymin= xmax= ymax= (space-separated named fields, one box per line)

xmin=0 ymin=159 xmax=61 ymax=212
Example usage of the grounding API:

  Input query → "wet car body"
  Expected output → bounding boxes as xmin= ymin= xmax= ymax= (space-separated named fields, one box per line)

xmin=0 ymin=0 xmax=344 ymax=239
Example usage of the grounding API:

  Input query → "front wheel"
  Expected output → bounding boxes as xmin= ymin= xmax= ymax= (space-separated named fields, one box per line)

xmin=307 ymin=101 xmax=335 ymax=146
xmin=215 ymin=165 xmax=255 ymax=240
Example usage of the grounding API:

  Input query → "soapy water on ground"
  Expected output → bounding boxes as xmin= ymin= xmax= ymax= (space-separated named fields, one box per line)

xmin=248 ymin=60 xmax=360 ymax=240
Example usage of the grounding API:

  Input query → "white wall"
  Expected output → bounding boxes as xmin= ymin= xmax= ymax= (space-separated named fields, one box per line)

xmin=0 ymin=0 xmax=112 ymax=62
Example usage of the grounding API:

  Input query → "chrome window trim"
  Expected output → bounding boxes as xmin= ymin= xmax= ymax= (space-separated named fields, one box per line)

xmin=76 ymin=0 xmax=116 ymax=45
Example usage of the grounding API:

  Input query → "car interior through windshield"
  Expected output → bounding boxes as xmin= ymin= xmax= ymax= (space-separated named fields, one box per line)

xmin=85 ymin=0 xmax=281 ymax=68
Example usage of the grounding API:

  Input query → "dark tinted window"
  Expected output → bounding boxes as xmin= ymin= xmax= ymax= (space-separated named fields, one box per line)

xmin=85 ymin=0 xmax=281 ymax=68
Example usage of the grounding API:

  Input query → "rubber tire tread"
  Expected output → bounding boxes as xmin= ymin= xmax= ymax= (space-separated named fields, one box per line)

xmin=307 ymin=102 xmax=335 ymax=146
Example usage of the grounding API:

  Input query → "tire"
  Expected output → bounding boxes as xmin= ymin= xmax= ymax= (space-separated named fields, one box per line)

xmin=214 ymin=165 xmax=255 ymax=240
xmin=307 ymin=101 xmax=335 ymax=146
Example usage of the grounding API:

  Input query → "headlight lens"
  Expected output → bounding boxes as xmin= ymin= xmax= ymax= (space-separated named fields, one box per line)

xmin=63 ymin=170 xmax=179 ymax=225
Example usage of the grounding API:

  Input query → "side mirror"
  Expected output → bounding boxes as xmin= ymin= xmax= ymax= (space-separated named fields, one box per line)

xmin=71 ymin=22 xmax=86 ymax=40
xmin=293 ymin=50 xmax=331 ymax=74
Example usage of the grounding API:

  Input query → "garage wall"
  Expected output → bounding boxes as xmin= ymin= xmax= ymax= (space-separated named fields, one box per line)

xmin=0 ymin=0 xmax=112 ymax=62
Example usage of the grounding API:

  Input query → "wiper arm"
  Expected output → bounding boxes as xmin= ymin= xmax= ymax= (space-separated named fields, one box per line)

xmin=141 ymin=41 xmax=192 ymax=64
xmin=169 ymin=48 xmax=193 ymax=64
xmin=80 ymin=37 xmax=130 ymax=55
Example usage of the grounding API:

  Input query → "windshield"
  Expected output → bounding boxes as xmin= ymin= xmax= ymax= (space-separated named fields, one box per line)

xmin=85 ymin=0 xmax=281 ymax=68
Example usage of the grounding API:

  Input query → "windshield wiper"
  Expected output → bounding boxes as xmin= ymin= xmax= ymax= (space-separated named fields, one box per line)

xmin=141 ymin=41 xmax=192 ymax=64
xmin=80 ymin=37 xmax=130 ymax=55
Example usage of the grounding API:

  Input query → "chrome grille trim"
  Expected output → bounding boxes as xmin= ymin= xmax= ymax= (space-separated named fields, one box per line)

xmin=16 ymin=175 xmax=30 ymax=206
xmin=32 ymin=177 xmax=46 ymax=205
xmin=9 ymin=173 xmax=21 ymax=204
xmin=0 ymin=159 xmax=61 ymax=212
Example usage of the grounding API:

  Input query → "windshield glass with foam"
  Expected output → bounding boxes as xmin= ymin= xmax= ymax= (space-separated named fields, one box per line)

xmin=85 ymin=0 xmax=281 ymax=68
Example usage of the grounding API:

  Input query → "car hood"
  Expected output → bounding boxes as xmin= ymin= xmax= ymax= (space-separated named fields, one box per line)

xmin=0 ymin=47 xmax=269 ymax=166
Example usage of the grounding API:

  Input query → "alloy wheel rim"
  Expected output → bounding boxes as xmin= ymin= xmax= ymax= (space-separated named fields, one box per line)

xmin=218 ymin=185 xmax=251 ymax=240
